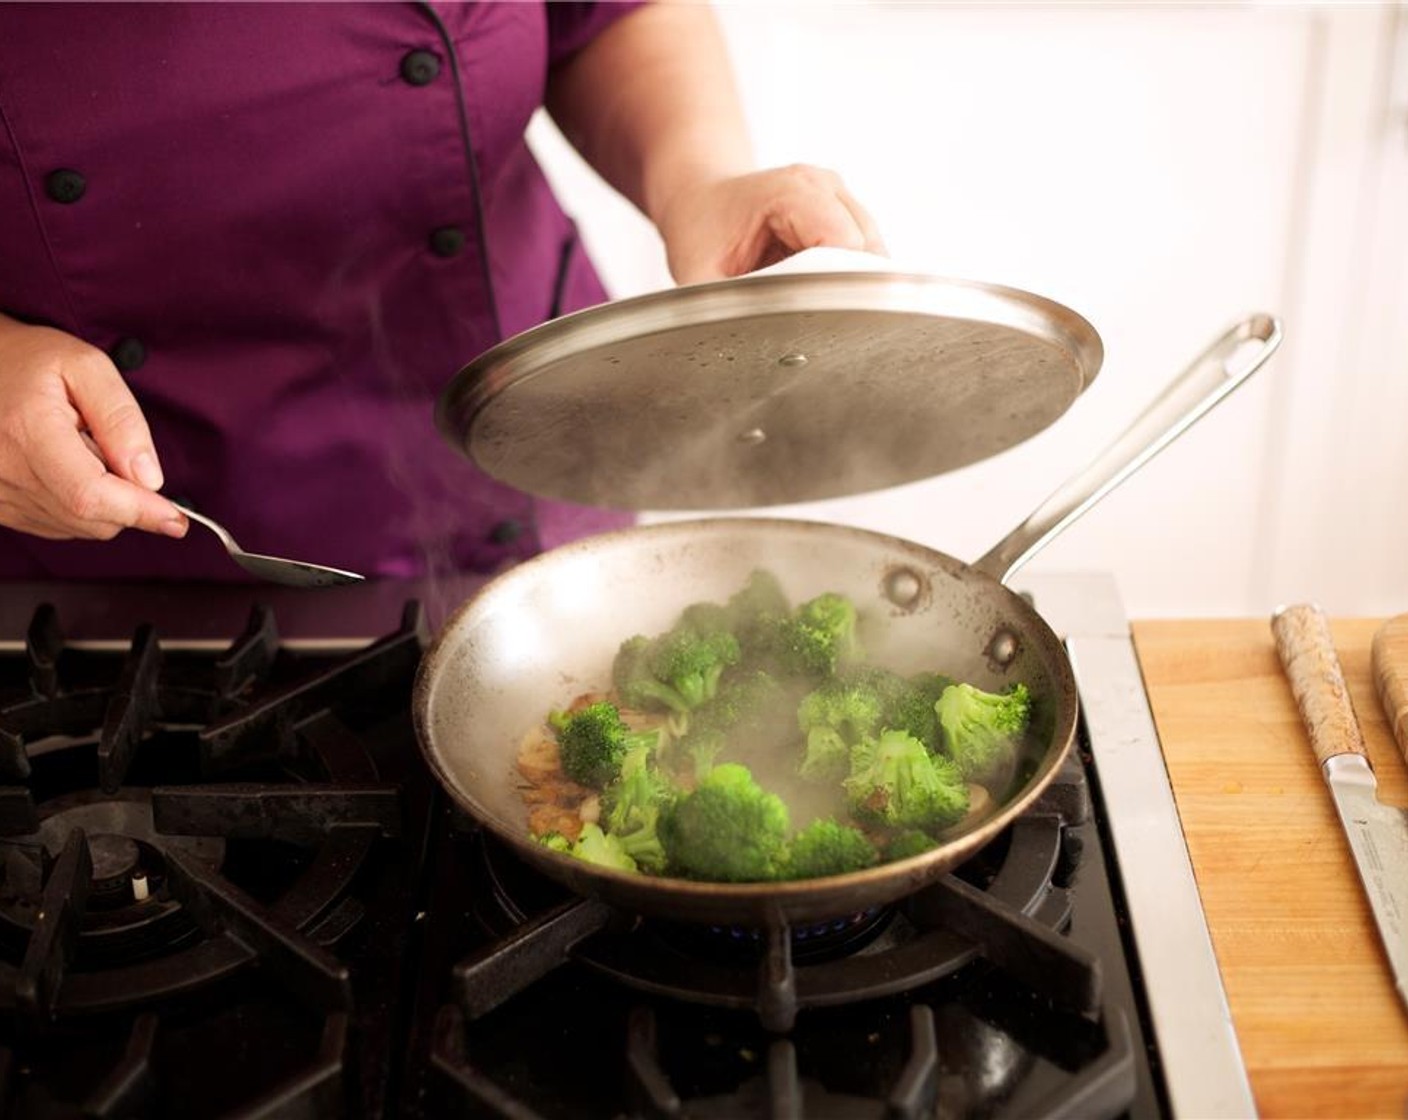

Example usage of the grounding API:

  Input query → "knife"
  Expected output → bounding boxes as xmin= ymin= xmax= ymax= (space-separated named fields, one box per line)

xmin=1272 ymin=604 xmax=1408 ymax=1011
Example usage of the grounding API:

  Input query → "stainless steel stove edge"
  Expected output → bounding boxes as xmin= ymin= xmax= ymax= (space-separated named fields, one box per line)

xmin=1018 ymin=571 xmax=1255 ymax=1120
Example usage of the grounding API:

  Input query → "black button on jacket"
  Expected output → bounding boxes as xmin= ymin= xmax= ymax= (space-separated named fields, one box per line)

xmin=45 ymin=169 xmax=86 ymax=203
xmin=400 ymin=49 xmax=441 ymax=86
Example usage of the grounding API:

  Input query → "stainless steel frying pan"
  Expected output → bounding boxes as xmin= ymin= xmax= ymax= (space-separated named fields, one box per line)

xmin=413 ymin=315 xmax=1281 ymax=927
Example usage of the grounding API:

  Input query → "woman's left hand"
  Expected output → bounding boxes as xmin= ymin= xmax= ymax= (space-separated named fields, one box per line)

xmin=656 ymin=164 xmax=887 ymax=285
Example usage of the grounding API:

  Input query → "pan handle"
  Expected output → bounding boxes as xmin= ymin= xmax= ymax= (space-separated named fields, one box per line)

xmin=971 ymin=313 xmax=1283 ymax=586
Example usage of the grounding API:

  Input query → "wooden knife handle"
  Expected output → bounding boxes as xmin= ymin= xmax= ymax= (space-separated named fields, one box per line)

xmin=1371 ymin=614 xmax=1408 ymax=765
xmin=1271 ymin=604 xmax=1369 ymax=767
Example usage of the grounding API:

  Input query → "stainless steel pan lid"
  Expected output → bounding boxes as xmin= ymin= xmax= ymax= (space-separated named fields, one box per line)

xmin=435 ymin=264 xmax=1103 ymax=510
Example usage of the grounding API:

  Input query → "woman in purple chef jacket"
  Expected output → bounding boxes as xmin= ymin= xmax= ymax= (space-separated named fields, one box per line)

xmin=0 ymin=3 xmax=882 ymax=582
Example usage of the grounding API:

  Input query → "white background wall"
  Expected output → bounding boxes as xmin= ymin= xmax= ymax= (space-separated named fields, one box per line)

xmin=529 ymin=2 xmax=1408 ymax=619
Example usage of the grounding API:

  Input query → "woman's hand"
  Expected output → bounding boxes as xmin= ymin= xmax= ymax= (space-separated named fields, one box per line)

xmin=656 ymin=164 xmax=887 ymax=285
xmin=546 ymin=7 xmax=885 ymax=286
xmin=0 ymin=316 xmax=187 ymax=540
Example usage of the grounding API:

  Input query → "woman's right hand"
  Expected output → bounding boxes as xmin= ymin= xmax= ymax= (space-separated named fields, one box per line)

xmin=0 ymin=316 xmax=187 ymax=540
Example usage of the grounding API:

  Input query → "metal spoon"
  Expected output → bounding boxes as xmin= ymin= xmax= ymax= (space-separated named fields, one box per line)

xmin=170 ymin=502 xmax=365 ymax=587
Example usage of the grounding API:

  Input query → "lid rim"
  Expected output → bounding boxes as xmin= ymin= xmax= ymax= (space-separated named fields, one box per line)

xmin=436 ymin=269 xmax=1104 ymax=511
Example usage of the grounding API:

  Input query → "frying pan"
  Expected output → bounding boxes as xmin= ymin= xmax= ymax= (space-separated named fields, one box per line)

xmin=413 ymin=314 xmax=1281 ymax=927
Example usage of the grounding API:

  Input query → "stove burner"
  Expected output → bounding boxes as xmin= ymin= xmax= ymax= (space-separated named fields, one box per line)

xmin=0 ymin=791 xmax=221 ymax=966
xmin=430 ymin=751 xmax=1142 ymax=1120
xmin=0 ymin=603 xmax=417 ymax=1020
xmin=450 ymin=760 xmax=1096 ymax=1040
xmin=473 ymin=833 xmax=893 ymax=963
xmin=33 ymin=789 xmax=227 ymax=872
xmin=655 ymin=906 xmax=892 ymax=965
xmin=87 ymin=833 xmax=140 ymax=884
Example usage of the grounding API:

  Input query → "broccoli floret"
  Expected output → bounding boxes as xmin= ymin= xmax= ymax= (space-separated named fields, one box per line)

xmin=656 ymin=626 xmax=742 ymax=707
xmin=728 ymin=569 xmax=791 ymax=618
xmin=659 ymin=762 xmax=790 ymax=882
xmin=696 ymin=668 xmax=786 ymax=726
xmin=836 ymin=666 xmax=956 ymax=753
xmin=537 ymin=831 xmax=574 ymax=854
xmin=844 ymin=664 xmax=911 ymax=712
xmin=672 ymin=668 xmax=794 ymax=774
xmin=797 ymin=729 xmax=848 ymax=783
xmin=884 ymin=671 xmax=955 ymax=752
xmin=612 ymin=636 xmax=661 ymax=708
xmin=668 ymin=728 xmax=724 ymax=784
xmin=773 ymin=592 xmax=862 ymax=678
xmin=549 ymin=701 xmax=660 ymax=789
xmin=570 ymin=823 xmax=639 ymax=872
xmin=689 ymin=733 xmax=725 ymax=783
xmin=844 ymin=729 xmax=969 ymax=831
xmin=535 ymin=825 xmax=639 ymax=872
xmin=615 ymin=826 xmax=667 ymax=873
xmin=885 ymin=829 xmax=939 ymax=861
xmin=600 ymin=745 xmax=676 ymax=874
xmin=784 ymin=818 xmax=879 ymax=879
xmin=612 ymin=625 xmax=741 ymax=714
xmin=601 ymin=743 xmax=669 ymax=826
xmin=935 ymin=682 xmax=1031 ymax=785
xmin=700 ymin=669 xmax=793 ymax=739
xmin=796 ymin=678 xmax=885 ymax=781
xmin=725 ymin=569 xmax=792 ymax=660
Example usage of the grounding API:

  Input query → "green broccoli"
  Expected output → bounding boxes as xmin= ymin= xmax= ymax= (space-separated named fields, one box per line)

xmin=844 ymin=729 xmax=969 ymax=831
xmin=728 ymin=568 xmax=791 ymax=618
xmin=659 ymin=762 xmax=790 ymax=881
xmin=843 ymin=664 xmax=911 ymax=714
xmin=885 ymin=829 xmax=939 ymax=861
xmin=773 ymin=592 xmax=862 ymax=678
xmin=884 ymin=671 xmax=954 ymax=753
xmin=600 ymin=745 xmax=675 ymax=874
xmin=612 ymin=624 xmax=741 ymax=714
xmin=549 ymin=701 xmax=661 ymax=789
xmin=681 ymin=730 xmax=725 ymax=783
xmin=784 ymin=818 xmax=879 ymax=879
xmin=569 ymin=823 xmax=639 ymax=872
xmin=725 ymin=569 xmax=792 ymax=661
xmin=796 ymin=678 xmax=884 ymax=781
xmin=671 ymin=668 xmax=794 ymax=775
xmin=536 ymin=824 xmax=638 ymax=872
xmin=698 ymin=668 xmax=792 ymax=738
xmin=935 ymin=682 xmax=1031 ymax=785
xmin=611 ymin=635 xmax=656 ymax=704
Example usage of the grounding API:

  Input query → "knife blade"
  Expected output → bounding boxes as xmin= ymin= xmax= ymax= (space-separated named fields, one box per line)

xmin=1272 ymin=604 xmax=1408 ymax=1011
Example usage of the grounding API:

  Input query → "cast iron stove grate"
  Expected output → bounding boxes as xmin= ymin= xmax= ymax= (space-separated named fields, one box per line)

xmin=0 ymin=601 xmax=429 ymax=1119
xmin=416 ymin=746 xmax=1153 ymax=1120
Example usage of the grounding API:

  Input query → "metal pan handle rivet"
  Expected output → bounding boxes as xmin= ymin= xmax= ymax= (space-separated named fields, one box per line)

xmin=738 ymin=428 xmax=767 ymax=445
xmin=777 ymin=352 xmax=808 ymax=368
xmin=986 ymin=627 xmax=1021 ymax=669
xmin=882 ymin=566 xmax=926 ymax=610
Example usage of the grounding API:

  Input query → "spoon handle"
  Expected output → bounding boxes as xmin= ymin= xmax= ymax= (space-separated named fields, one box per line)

xmin=168 ymin=501 xmax=239 ymax=551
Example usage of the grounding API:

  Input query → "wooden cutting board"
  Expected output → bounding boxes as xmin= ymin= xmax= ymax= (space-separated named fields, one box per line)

xmin=1132 ymin=618 xmax=1408 ymax=1119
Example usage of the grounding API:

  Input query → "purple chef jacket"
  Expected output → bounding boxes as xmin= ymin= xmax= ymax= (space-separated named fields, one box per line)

xmin=0 ymin=2 xmax=638 ymax=582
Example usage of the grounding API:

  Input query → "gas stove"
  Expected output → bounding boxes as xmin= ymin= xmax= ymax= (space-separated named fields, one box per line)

xmin=0 ymin=573 xmax=1250 ymax=1118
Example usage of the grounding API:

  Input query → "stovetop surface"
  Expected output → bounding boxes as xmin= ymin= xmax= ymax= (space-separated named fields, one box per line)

xmin=0 ymin=591 xmax=1169 ymax=1119
xmin=406 ymin=741 xmax=1167 ymax=1120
